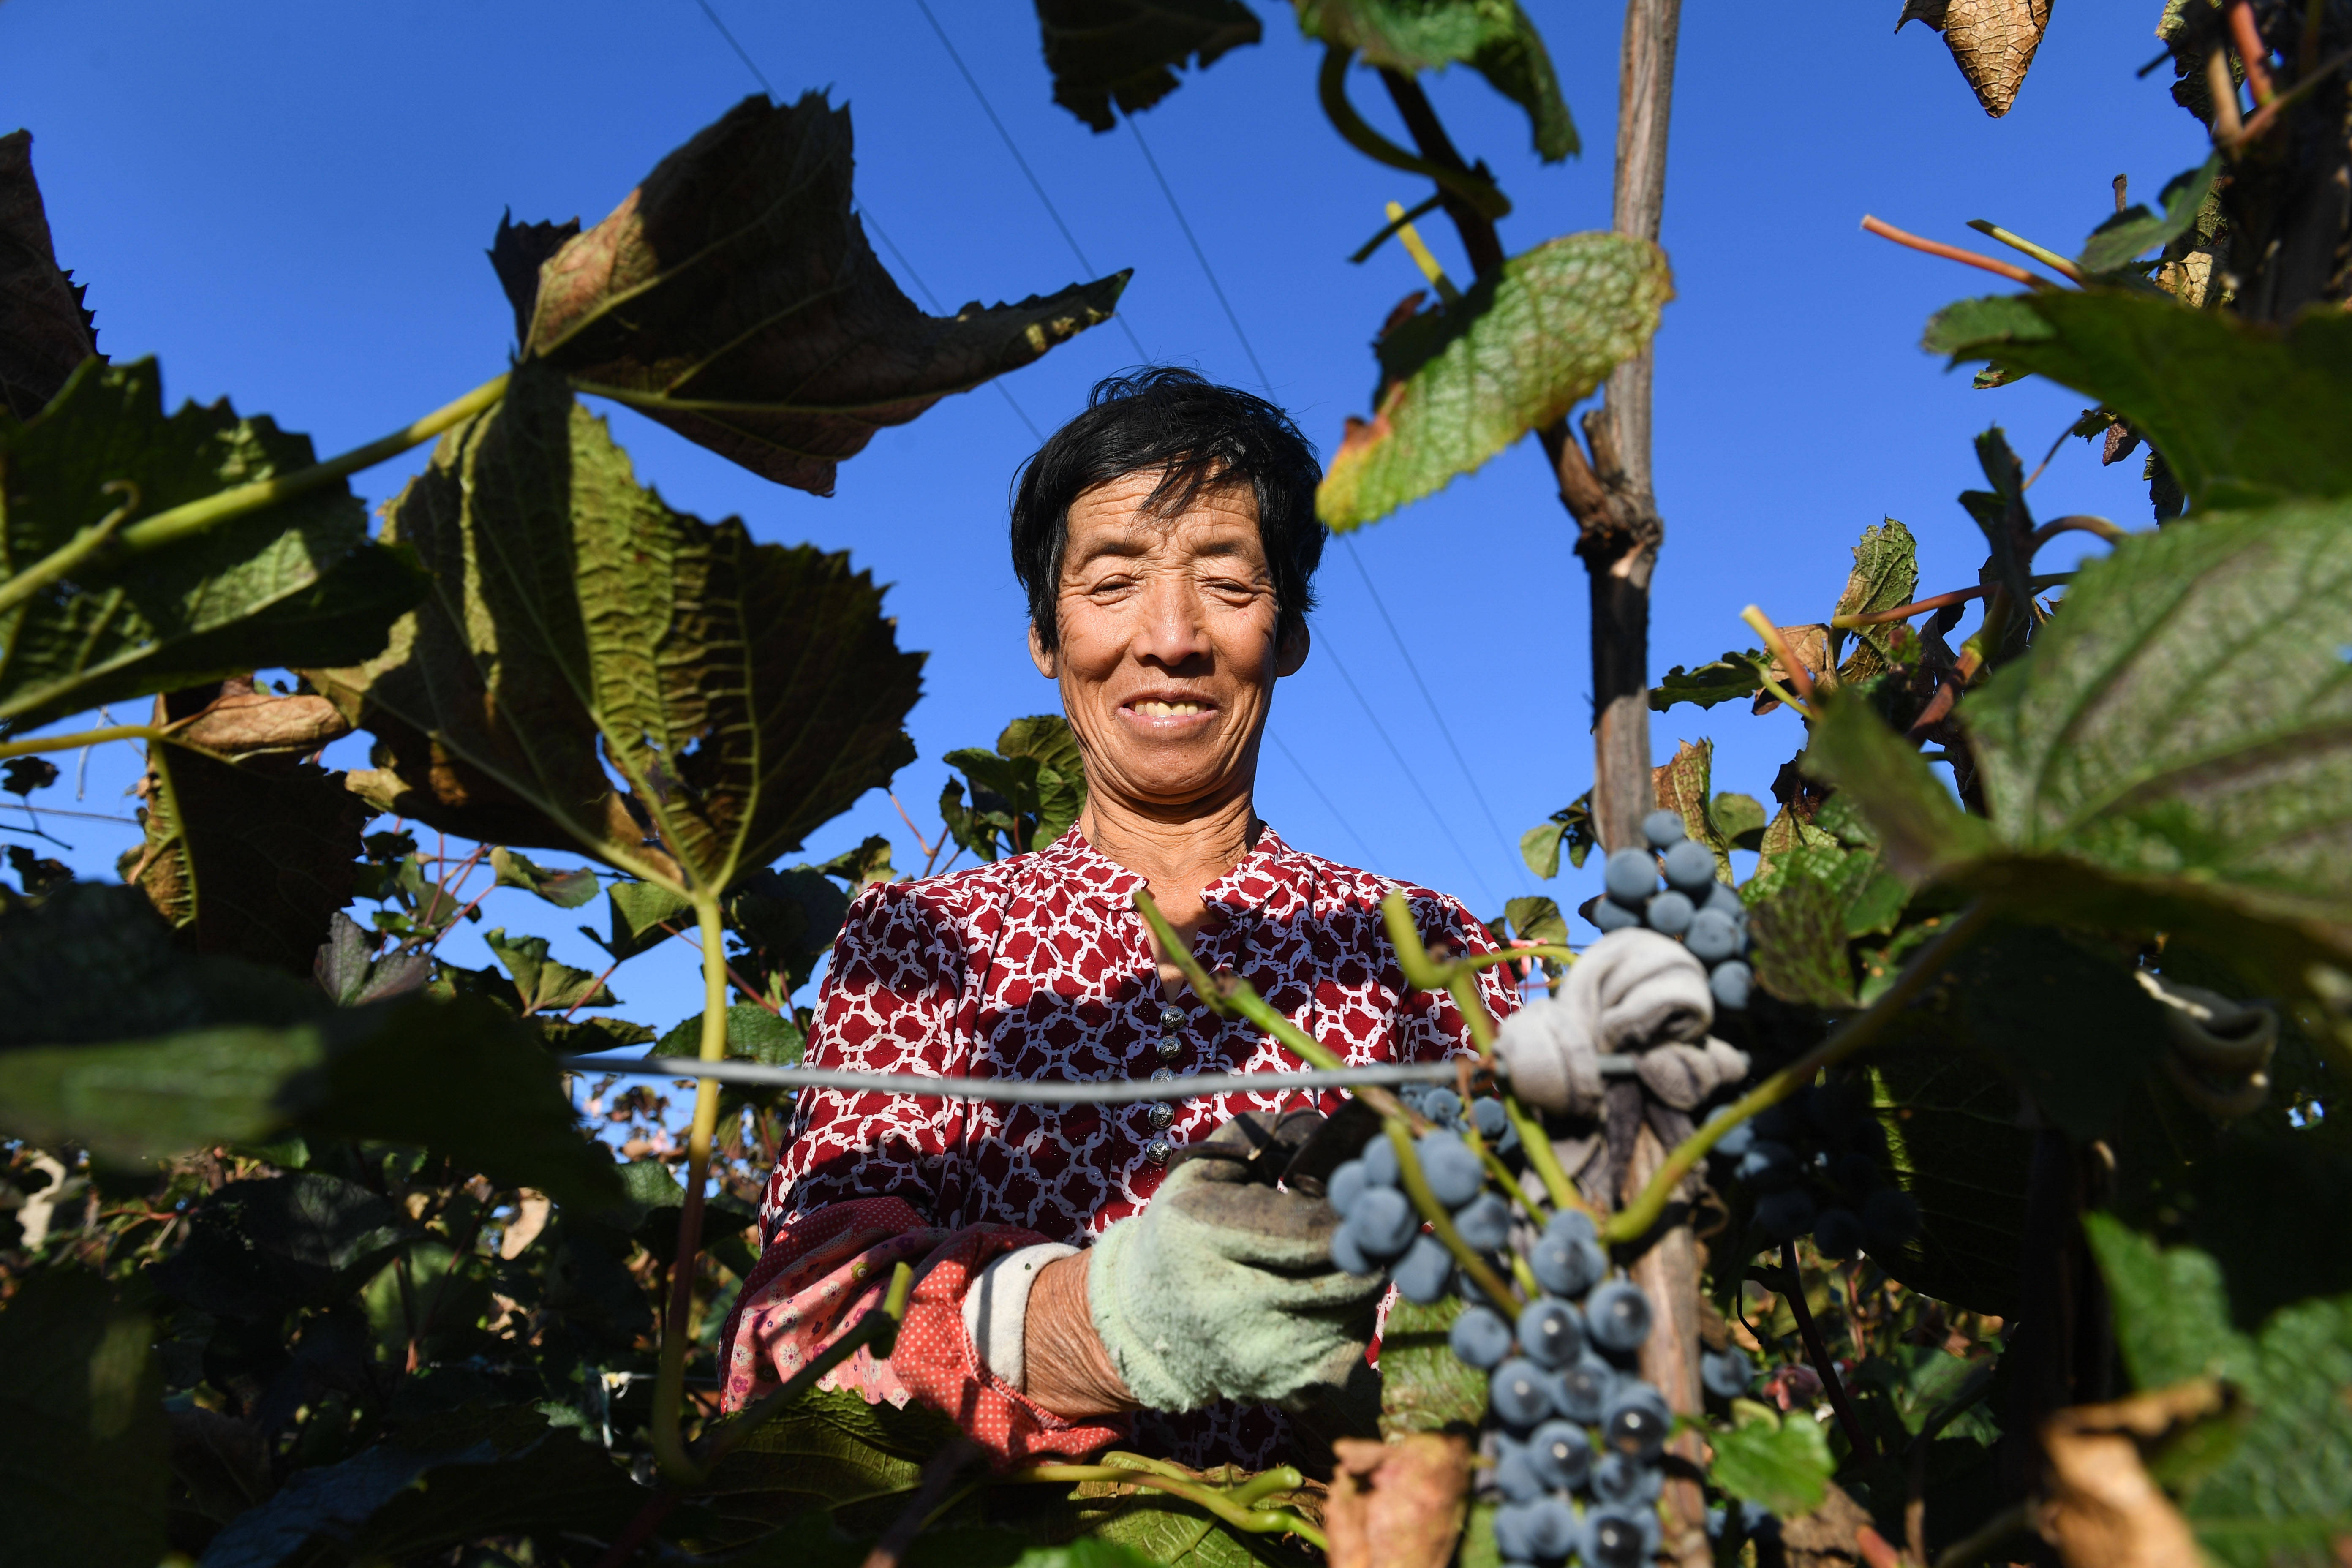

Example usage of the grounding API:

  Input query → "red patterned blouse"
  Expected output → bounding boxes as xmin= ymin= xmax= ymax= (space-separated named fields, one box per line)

xmin=721 ymin=825 xmax=1517 ymax=1472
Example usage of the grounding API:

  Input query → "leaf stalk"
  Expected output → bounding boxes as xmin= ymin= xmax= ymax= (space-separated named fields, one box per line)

xmin=649 ymin=890 xmax=734 ymax=1485
xmin=1001 ymin=1462 xmax=1328 ymax=1551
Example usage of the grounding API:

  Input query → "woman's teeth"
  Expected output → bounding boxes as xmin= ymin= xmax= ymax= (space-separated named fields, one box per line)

xmin=1134 ymin=701 xmax=1206 ymax=716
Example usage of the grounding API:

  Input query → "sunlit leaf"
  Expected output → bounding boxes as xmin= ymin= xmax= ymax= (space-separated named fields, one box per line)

xmin=1650 ymin=651 xmax=1766 ymax=713
xmin=0 ymin=359 xmax=423 ymax=728
xmin=1924 ymin=291 xmax=2352 ymax=510
xmin=492 ymin=847 xmax=601 ymax=909
xmin=1708 ymin=1405 xmax=1832 ymax=1517
xmin=509 ymin=95 xmax=1127 ymax=494
xmin=1033 ymin=0 xmax=1263 ymax=131
xmin=1295 ymin=0 xmax=1577 ymax=160
xmin=483 ymin=927 xmax=618 ymax=1015
xmin=314 ymin=363 xmax=925 ymax=896
xmin=1318 ymin=234 xmax=1670 ymax=529
xmin=1832 ymin=518 xmax=1920 ymax=677
xmin=2078 ymin=155 xmax=2221 ymax=275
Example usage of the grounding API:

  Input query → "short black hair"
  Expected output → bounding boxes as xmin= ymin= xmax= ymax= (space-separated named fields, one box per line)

xmin=1010 ymin=367 xmax=1325 ymax=653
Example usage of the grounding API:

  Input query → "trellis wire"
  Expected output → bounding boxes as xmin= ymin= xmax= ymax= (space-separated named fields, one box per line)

xmin=559 ymin=1053 xmax=1640 ymax=1102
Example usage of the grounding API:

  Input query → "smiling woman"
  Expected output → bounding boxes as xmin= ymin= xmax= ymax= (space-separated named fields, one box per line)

xmin=725 ymin=367 xmax=1516 ymax=1476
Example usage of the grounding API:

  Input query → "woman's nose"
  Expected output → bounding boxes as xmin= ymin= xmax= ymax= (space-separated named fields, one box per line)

xmin=1131 ymin=579 xmax=1212 ymax=667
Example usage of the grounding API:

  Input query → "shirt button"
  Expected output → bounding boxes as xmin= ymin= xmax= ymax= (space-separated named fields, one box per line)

xmin=1159 ymin=1004 xmax=1187 ymax=1030
xmin=1150 ymin=1067 xmax=1175 ymax=1085
xmin=1146 ymin=1102 xmax=1175 ymax=1130
xmin=1156 ymin=1035 xmax=1182 ymax=1060
xmin=1144 ymin=1137 xmax=1173 ymax=1166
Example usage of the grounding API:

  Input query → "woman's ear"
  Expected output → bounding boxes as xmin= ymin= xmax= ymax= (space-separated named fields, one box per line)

xmin=1276 ymin=621 xmax=1311 ymax=678
xmin=1028 ymin=620 xmax=1059 ymax=678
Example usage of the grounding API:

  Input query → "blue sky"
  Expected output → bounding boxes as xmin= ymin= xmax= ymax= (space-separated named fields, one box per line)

xmin=0 ymin=1 xmax=2209 ymax=1033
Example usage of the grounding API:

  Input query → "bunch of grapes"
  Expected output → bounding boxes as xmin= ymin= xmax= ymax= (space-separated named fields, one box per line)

xmin=1704 ymin=1079 xmax=1921 ymax=1258
xmin=1591 ymin=811 xmax=1753 ymax=1012
xmin=1395 ymin=1083 xmax=1520 ymax=1154
xmin=1326 ymin=1124 xmax=1743 ymax=1567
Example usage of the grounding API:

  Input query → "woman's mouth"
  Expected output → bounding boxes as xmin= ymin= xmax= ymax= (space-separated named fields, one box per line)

xmin=1132 ymin=700 xmax=1207 ymax=717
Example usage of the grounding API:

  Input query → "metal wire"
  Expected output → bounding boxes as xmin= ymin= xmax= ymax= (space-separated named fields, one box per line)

xmin=561 ymin=1052 xmax=1638 ymax=1100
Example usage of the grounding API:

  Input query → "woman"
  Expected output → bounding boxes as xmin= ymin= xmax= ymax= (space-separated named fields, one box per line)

xmin=721 ymin=368 xmax=1516 ymax=1473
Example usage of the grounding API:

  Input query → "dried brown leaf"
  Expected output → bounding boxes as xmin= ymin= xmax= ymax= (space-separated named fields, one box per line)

xmin=1324 ymin=1434 xmax=1468 ymax=1568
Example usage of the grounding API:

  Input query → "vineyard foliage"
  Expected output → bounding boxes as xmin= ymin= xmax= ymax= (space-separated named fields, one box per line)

xmin=3 ymin=3 xmax=2352 ymax=1568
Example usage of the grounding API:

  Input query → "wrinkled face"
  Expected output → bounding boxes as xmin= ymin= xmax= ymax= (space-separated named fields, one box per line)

xmin=1030 ymin=469 xmax=1308 ymax=814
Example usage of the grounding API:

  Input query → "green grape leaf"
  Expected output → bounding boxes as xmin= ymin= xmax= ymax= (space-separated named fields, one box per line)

xmin=1503 ymin=895 xmax=1565 ymax=947
xmin=1520 ymin=792 xmax=1595 ymax=879
xmin=152 ymin=1173 xmax=414 ymax=1318
xmin=1710 ymin=791 xmax=1769 ymax=849
xmin=597 ymin=879 xmax=692 ymax=962
xmin=1949 ymin=927 xmax=2170 ymax=1141
xmin=1868 ymin=1043 xmax=2029 ymax=1317
xmin=999 ymin=712 xmax=1089 ymax=849
xmin=1379 ymin=1296 xmax=1487 ymax=1434
xmin=510 ymin=94 xmax=1127 ymax=494
xmin=2083 ymin=1218 xmax=2352 ymax=1567
xmin=1654 ymin=737 xmax=1732 ymax=881
xmin=819 ymin=833 xmax=898 ymax=889
xmin=1033 ymin=0 xmax=1263 ymax=131
xmin=1650 ymin=651 xmax=1766 ymax=713
xmin=726 ymin=865 xmax=852 ymax=999
xmin=0 ymin=358 xmax=424 ymax=728
xmin=122 ymin=702 xmax=373 ymax=977
xmin=0 ymin=1269 xmax=166 ymax=1568
xmin=483 ymin=927 xmax=617 ymax=1015
xmin=1318 ymin=233 xmax=1671 ymax=530
xmin=653 ymin=1002 xmax=806 ymax=1067
xmin=1708 ymin=1405 xmax=1834 ymax=1517
xmin=1745 ymin=871 xmax=1856 ymax=1009
xmin=1294 ymin=0 xmax=1578 ymax=160
xmin=0 ymin=129 xmax=100 ymax=422
xmin=1923 ymin=290 xmax=2352 ymax=511
xmin=313 ymin=362 xmax=925 ymax=895
xmin=2078 ymin=155 xmax=2222 ymax=275
xmin=1833 ymin=518 xmax=1921 ymax=677
xmin=1519 ymin=819 xmax=1565 ymax=879
xmin=491 ymin=847 xmax=601 ymax=909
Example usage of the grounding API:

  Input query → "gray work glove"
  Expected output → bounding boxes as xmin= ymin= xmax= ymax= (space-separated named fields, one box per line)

xmin=1496 ymin=929 xmax=1715 ymax=1114
xmin=1088 ymin=1111 xmax=1383 ymax=1413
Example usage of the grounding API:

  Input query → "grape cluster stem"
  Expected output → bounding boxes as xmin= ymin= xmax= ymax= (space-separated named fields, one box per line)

xmin=1002 ymin=1459 xmax=1327 ymax=1551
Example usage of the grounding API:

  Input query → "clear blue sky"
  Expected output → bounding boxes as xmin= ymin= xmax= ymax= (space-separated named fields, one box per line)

xmin=0 ymin=1 xmax=2207 ymax=1033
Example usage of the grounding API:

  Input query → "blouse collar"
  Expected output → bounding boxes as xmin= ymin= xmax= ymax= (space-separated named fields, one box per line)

xmin=1043 ymin=822 xmax=1307 ymax=920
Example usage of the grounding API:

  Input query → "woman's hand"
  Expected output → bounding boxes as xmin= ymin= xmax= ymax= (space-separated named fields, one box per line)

xmin=1023 ymin=1251 xmax=1140 ymax=1418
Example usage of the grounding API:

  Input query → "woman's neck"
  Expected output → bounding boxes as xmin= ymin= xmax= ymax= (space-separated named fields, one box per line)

xmin=1078 ymin=787 xmax=1258 ymax=944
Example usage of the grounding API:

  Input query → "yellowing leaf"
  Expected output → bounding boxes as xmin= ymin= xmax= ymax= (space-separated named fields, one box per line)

xmin=1317 ymin=233 xmax=1671 ymax=530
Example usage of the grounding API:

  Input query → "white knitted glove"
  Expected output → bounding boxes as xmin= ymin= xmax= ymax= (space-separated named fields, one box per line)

xmin=1495 ymin=929 xmax=1716 ymax=1113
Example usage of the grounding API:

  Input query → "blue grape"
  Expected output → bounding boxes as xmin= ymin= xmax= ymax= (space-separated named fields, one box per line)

xmin=1703 ymin=879 xmax=1745 ymax=919
xmin=1394 ymin=1233 xmax=1454 ymax=1302
xmin=1584 ymin=1280 xmax=1654 ymax=1353
xmin=1806 ymin=1081 xmax=1870 ymax=1143
xmin=1604 ymin=847 xmax=1659 ymax=906
xmin=1449 ymin=1304 xmax=1514 ymax=1369
xmin=1489 ymin=1358 xmax=1553 ymax=1430
xmin=1531 ymin=1231 xmax=1608 ymax=1298
xmin=1585 ymin=1506 xmax=1657 ymax=1568
xmin=1456 ymin=1264 xmax=1494 ymax=1307
xmin=1701 ymin=1345 xmax=1754 ymax=1399
xmin=1685 ymin=907 xmax=1742 ymax=964
xmin=1641 ymin=809 xmax=1687 ymax=849
xmin=1661 ymin=838 xmax=1718 ymax=894
xmin=1755 ymin=1187 xmax=1817 ymax=1241
xmin=1602 ymin=1382 xmax=1671 ymax=1460
xmin=1470 ymin=1096 xmax=1508 ymax=1138
xmin=1710 ymin=959 xmax=1753 ymax=1010
xmin=1454 ymin=1191 xmax=1511 ymax=1253
xmin=1544 ymin=1208 xmax=1599 ymax=1246
xmin=1329 ymin=1220 xmax=1374 ymax=1276
xmin=1552 ymin=1353 xmax=1617 ymax=1424
xmin=1522 ymin=1498 xmax=1579 ymax=1560
xmin=1864 ymin=1187 xmax=1922 ymax=1249
xmin=1327 ymin=1158 xmax=1368 ymax=1219
xmin=1525 ymin=1418 xmax=1592 ymax=1492
xmin=1814 ymin=1207 xmax=1864 ymax=1260
xmin=1591 ymin=1451 xmax=1663 ymax=1505
xmin=1418 ymin=1130 xmax=1486 ymax=1208
xmin=1351 ymin=1186 xmax=1418 ymax=1260
xmin=1490 ymin=1502 xmax=1539 ymax=1563
xmin=1423 ymin=1087 xmax=1463 ymax=1125
xmin=1753 ymin=1101 xmax=1805 ymax=1140
xmin=1645 ymin=889 xmax=1695 ymax=936
xmin=1833 ymin=1151 xmax=1881 ymax=1194
xmin=1735 ymin=1141 xmax=1798 ymax=1191
xmin=1515 ymin=1296 xmax=1584 ymax=1369
xmin=1591 ymin=898 xmax=1642 ymax=934
xmin=1361 ymin=1135 xmax=1400 ymax=1189
xmin=1704 ymin=1105 xmax=1756 ymax=1161
xmin=1491 ymin=1437 xmax=1546 ymax=1505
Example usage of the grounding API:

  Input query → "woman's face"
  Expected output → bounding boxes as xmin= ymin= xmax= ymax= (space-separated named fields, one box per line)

xmin=1030 ymin=468 xmax=1308 ymax=814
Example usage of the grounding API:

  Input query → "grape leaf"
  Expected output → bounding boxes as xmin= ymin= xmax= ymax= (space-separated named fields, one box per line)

xmin=1654 ymin=737 xmax=1732 ymax=880
xmin=0 ymin=1269 xmax=166 ymax=1568
xmin=652 ymin=1002 xmax=805 ymax=1067
xmin=1923 ymin=291 xmax=2352 ymax=510
xmin=1295 ymin=0 xmax=1578 ymax=160
xmin=1746 ymin=871 xmax=1855 ymax=1009
xmin=509 ymin=94 xmax=1127 ymax=495
xmin=1520 ymin=792 xmax=1595 ymax=879
xmin=2084 ymin=1219 xmax=2352 ymax=1567
xmin=313 ymin=362 xmax=925 ymax=896
xmin=1650 ymin=651 xmax=1766 ymax=713
xmin=483 ymin=928 xmax=618 ymax=1015
xmin=0 ymin=358 xmax=424 ymax=728
xmin=1379 ymin=1296 xmax=1487 ymax=1434
xmin=1833 ymin=518 xmax=1921 ymax=677
xmin=491 ymin=847 xmax=600 ymax=909
xmin=1033 ymin=0 xmax=1263 ymax=131
xmin=0 ymin=129 xmax=99 ymax=422
xmin=2078 ymin=155 xmax=2222 ymax=276
xmin=1503 ymin=895 xmax=1565 ymax=947
xmin=1709 ymin=1406 xmax=1833 ymax=1517
xmin=1318 ymin=233 xmax=1671 ymax=530
xmin=1867 ymin=1045 xmax=2030 ymax=1318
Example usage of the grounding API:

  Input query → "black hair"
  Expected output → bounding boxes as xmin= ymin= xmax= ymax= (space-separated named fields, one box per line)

xmin=1010 ymin=367 xmax=1326 ymax=653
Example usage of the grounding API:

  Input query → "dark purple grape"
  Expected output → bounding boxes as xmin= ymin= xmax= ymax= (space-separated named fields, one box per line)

xmin=1524 ymin=1418 xmax=1592 ymax=1492
xmin=1591 ymin=1451 xmax=1663 ymax=1505
xmin=1756 ymin=1187 xmax=1817 ymax=1242
xmin=1586 ymin=1505 xmax=1656 ymax=1568
xmin=1701 ymin=1345 xmax=1753 ymax=1399
xmin=1531 ymin=1231 xmax=1607 ymax=1298
xmin=1470 ymin=1096 xmax=1508 ymax=1138
xmin=1605 ymin=847 xmax=1660 ymax=906
xmin=1424 ymin=1087 xmax=1463 ymax=1124
xmin=1661 ymin=838 xmax=1717 ymax=894
xmin=1552 ymin=1353 xmax=1617 ymax=1424
xmin=1449 ymin=1304 xmax=1513 ymax=1369
xmin=1491 ymin=1437 xmax=1545 ymax=1504
xmin=1806 ymin=1081 xmax=1870 ymax=1143
xmin=1705 ymin=1105 xmax=1756 ymax=1161
xmin=1833 ymin=1151 xmax=1881 ymax=1194
xmin=1454 ymin=1192 xmax=1511 ymax=1253
xmin=1329 ymin=1218 xmax=1374 ymax=1276
xmin=1711 ymin=959 xmax=1753 ymax=1010
xmin=1641 ymin=809 xmax=1687 ymax=849
xmin=1685 ymin=907 xmax=1742 ymax=964
xmin=1489 ymin=1358 xmax=1553 ymax=1430
xmin=1514 ymin=1296 xmax=1584 ymax=1369
xmin=1735 ymin=1141 xmax=1798 ymax=1192
xmin=1351 ymin=1186 xmax=1418 ymax=1260
xmin=1417 ymin=1130 xmax=1485 ymax=1208
xmin=1327 ymin=1158 xmax=1368 ymax=1218
xmin=1814 ymin=1206 xmax=1865 ymax=1260
xmin=1360 ymin=1135 xmax=1400 ymax=1189
xmin=1522 ymin=1498 xmax=1579 ymax=1560
xmin=1584 ymin=1280 xmax=1653 ymax=1353
xmin=1702 ymin=879 xmax=1745 ymax=919
xmin=1592 ymin=899 xmax=1641 ymax=934
xmin=1393 ymin=1233 xmax=1454 ymax=1302
xmin=1602 ymin=1382 xmax=1671 ymax=1460
xmin=1490 ymin=1501 xmax=1540 ymax=1563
